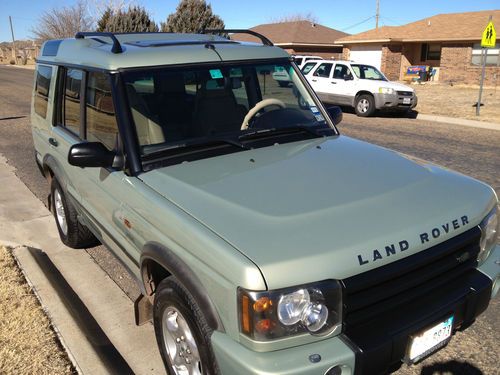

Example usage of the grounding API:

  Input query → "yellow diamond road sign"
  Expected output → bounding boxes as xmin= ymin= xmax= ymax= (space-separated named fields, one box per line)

xmin=481 ymin=21 xmax=496 ymax=48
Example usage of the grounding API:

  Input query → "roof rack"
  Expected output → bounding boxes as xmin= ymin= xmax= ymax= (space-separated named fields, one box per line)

xmin=75 ymin=32 xmax=123 ymax=54
xmin=201 ymin=29 xmax=273 ymax=46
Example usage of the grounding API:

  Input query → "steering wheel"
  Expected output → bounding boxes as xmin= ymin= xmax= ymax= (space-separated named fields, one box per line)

xmin=241 ymin=98 xmax=286 ymax=130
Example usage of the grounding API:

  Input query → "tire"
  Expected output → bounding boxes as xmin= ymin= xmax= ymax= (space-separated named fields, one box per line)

xmin=278 ymin=81 xmax=289 ymax=88
xmin=355 ymin=94 xmax=375 ymax=117
xmin=51 ymin=179 xmax=99 ymax=249
xmin=154 ymin=277 xmax=218 ymax=375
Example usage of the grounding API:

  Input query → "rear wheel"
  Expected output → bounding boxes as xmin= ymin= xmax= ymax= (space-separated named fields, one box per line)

xmin=154 ymin=277 xmax=218 ymax=375
xmin=51 ymin=179 xmax=99 ymax=249
xmin=355 ymin=94 xmax=375 ymax=117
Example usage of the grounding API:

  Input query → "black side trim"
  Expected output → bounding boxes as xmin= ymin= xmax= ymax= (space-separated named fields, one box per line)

xmin=141 ymin=242 xmax=225 ymax=332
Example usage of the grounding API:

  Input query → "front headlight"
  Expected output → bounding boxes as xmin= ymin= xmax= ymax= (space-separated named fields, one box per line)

xmin=379 ymin=87 xmax=395 ymax=94
xmin=478 ymin=206 xmax=499 ymax=263
xmin=238 ymin=280 xmax=342 ymax=341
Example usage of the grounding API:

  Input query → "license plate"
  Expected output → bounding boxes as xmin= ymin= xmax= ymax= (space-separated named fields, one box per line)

xmin=406 ymin=316 xmax=454 ymax=363
xmin=403 ymin=97 xmax=411 ymax=104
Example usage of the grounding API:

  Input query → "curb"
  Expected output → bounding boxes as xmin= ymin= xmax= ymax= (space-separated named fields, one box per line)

xmin=416 ymin=113 xmax=500 ymax=131
xmin=0 ymin=154 xmax=164 ymax=374
xmin=9 ymin=245 xmax=83 ymax=375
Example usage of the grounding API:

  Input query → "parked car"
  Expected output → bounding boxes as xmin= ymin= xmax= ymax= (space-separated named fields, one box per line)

xmin=303 ymin=59 xmax=418 ymax=116
xmin=31 ymin=30 xmax=498 ymax=375
xmin=273 ymin=56 xmax=325 ymax=87
xmin=292 ymin=54 xmax=324 ymax=68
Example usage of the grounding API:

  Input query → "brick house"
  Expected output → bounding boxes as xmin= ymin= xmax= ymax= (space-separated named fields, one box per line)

xmin=336 ymin=10 xmax=500 ymax=85
xmin=232 ymin=21 xmax=348 ymax=59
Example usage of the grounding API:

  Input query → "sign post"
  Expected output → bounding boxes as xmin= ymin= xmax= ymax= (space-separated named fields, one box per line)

xmin=476 ymin=16 xmax=496 ymax=116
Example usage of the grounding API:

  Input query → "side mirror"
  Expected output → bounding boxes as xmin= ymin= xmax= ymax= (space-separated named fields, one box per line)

xmin=343 ymin=74 xmax=353 ymax=81
xmin=68 ymin=142 xmax=115 ymax=168
xmin=327 ymin=106 xmax=343 ymax=125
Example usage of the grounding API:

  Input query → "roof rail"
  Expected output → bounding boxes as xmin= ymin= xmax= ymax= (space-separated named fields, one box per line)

xmin=75 ymin=32 xmax=123 ymax=54
xmin=201 ymin=29 xmax=273 ymax=46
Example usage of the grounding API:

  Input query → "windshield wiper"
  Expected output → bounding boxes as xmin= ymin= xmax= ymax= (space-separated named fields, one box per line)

xmin=143 ymin=137 xmax=250 ymax=159
xmin=239 ymin=125 xmax=325 ymax=141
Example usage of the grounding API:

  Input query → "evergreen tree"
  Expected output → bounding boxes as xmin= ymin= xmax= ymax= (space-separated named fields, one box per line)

xmin=161 ymin=0 xmax=225 ymax=33
xmin=96 ymin=7 xmax=113 ymax=32
xmin=104 ymin=6 xmax=159 ymax=33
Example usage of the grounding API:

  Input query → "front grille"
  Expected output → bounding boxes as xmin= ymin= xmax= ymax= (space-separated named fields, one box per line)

xmin=341 ymin=227 xmax=481 ymax=331
xmin=397 ymin=91 xmax=413 ymax=97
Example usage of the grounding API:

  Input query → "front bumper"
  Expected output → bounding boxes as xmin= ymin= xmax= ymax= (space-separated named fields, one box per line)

xmin=212 ymin=332 xmax=356 ymax=375
xmin=212 ymin=243 xmax=499 ymax=375
xmin=374 ymin=92 xmax=418 ymax=110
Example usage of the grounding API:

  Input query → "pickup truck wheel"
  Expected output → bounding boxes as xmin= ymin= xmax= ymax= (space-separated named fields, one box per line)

xmin=355 ymin=94 xmax=375 ymax=117
xmin=51 ymin=179 xmax=99 ymax=249
xmin=154 ymin=277 xmax=217 ymax=375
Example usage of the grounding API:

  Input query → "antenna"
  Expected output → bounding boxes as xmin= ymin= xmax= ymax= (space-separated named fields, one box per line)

xmin=376 ymin=0 xmax=380 ymax=29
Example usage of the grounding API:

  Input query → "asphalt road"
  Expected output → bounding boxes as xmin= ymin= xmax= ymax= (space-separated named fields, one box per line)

xmin=0 ymin=65 xmax=498 ymax=375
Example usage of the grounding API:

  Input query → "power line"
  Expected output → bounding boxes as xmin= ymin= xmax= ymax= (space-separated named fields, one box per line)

xmin=341 ymin=15 xmax=376 ymax=32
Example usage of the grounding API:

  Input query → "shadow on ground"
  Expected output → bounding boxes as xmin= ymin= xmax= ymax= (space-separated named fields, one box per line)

xmin=420 ymin=360 xmax=483 ymax=375
xmin=337 ymin=105 xmax=419 ymax=120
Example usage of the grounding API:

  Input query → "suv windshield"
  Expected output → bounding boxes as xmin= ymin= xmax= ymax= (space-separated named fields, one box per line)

xmin=122 ymin=61 xmax=333 ymax=160
xmin=351 ymin=64 xmax=387 ymax=81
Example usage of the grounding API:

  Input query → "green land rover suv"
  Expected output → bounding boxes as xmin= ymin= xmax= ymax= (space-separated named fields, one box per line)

xmin=31 ymin=31 xmax=499 ymax=375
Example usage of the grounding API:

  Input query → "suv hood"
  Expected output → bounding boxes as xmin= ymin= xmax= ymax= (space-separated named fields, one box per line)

xmin=139 ymin=136 xmax=495 ymax=289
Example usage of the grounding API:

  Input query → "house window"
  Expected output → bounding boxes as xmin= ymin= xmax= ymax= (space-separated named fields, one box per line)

xmin=471 ymin=43 xmax=500 ymax=66
xmin=420 ymin=43 xmax=441 ymax=61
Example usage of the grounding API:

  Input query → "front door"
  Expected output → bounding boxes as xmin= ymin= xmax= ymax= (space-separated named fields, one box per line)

xmin=331 ymin=63 xmax=357 ymax=106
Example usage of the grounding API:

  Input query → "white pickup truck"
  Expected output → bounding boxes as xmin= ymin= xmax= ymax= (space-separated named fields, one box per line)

xmin=302 ymin=59 xmax=418 ymax=117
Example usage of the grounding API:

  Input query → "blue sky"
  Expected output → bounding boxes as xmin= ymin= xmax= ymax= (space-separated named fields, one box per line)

xmin=1 ymin=0 xmax=498 ymax=42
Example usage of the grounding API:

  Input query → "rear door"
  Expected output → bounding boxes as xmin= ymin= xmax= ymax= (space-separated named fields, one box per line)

xmin=309 ymin=62 xmax=335 ymax=103
xmin=51 ymin=67 xmax=85 ymax=203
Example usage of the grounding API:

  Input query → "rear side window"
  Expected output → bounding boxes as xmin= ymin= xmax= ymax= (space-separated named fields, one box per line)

xmin=313 ymin=63 xmax=333 ymax=78
xmin=34 ymin=65 xmax=52 ymax=118
xmin=63 ymin=69 xmax=83 ymax=135
xmin=301 ymin=62 xmax=317 ymax=75
xmin=86 ymin=72 xmax=118 ymax=150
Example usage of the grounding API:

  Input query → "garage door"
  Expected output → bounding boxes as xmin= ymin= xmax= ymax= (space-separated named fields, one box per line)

xmin=349 ymin=45 xmax=382 ymax=69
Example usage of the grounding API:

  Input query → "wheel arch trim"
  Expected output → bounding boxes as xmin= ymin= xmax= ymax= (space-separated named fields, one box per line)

xmin=141 ymin=242 xmax=225 ymax=332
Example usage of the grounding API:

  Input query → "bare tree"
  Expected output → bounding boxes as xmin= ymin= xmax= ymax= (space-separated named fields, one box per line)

xmin=269 ymin=12 xmax=319 ymax=24
xmin=31 ymin=0 xmax=94 ymax=42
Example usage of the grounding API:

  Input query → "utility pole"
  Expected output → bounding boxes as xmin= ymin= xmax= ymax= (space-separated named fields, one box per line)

xmin=9 ymin=16 xmax=17 ymax=64
xmin=376 ymin=0 xmax=380 ymax=29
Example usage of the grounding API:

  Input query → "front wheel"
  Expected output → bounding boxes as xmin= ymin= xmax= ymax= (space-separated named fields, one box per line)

xmin=154 ymin=277 xmax=218 ymax=375
xmin=355 ymin=94 xmax=375 ymax=117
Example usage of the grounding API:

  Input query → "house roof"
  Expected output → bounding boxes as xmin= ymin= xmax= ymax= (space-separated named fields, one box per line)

xmin=336 ymin=10 xmax=500 ymax=44
xmin=232 ymin=21 xmax=349 ymax=47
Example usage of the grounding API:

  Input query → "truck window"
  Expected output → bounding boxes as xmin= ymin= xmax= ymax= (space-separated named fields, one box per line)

xmin=63 ymin=68 xmax=83 ymax=135
xmin=34 ymin=65 xmax=53 ymax=119
xmin=86 ymin=72 xmax=118 ymax=150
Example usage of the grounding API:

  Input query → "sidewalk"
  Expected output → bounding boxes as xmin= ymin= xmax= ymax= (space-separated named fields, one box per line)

xmin=416 ymin=113 xmax=500 ymax=131
xmin=0 ymin=154 xmax=164 ymax=374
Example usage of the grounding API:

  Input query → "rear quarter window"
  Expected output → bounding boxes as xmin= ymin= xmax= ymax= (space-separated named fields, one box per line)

xmin=34 ymin=65 xmax=53 ymax=118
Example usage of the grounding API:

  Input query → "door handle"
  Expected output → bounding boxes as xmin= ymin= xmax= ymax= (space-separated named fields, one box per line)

xmin=331 ymin=81 xmax=337 ymax=84
xmin=312 ymin=79 xmax=317 ymax=82
xmin=48 ymin=138 xmax=58 ymax=147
